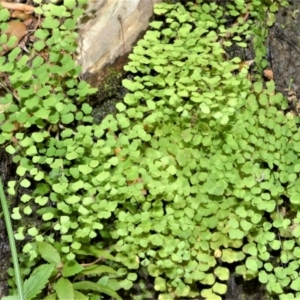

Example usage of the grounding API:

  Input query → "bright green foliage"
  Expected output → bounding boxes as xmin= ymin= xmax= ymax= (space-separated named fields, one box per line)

xmin=0 ymin=0 xmax=121 ymax=299
xmin=0 ymin=0 xmax=296 ymax=299
xmin=23 ymin=264 xmax=54 ymax=300
xmin=97 ymin=1 xmax=295 ymax=299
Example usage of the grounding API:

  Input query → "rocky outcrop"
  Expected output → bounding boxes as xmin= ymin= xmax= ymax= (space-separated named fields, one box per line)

xmin=77 ymin=0 xmax=162 ymax=87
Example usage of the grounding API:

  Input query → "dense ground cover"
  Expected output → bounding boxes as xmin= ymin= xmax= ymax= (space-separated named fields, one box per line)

xmin=2 ymin=0 xmax=300 ymax=299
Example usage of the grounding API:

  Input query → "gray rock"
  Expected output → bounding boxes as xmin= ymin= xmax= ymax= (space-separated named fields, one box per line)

xmin=77 ymin=0 xmax=162 ymax=87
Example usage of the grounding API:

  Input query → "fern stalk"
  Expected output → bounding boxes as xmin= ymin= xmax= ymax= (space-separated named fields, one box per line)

xmin=0 ymin=177 xmax=24 ymax=300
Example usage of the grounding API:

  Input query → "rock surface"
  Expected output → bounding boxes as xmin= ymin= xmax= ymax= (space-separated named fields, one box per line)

xmin=77 ymin=0 xmax=162 ymax=87
xmin=268 ymin=0 xmax=300 ymax=106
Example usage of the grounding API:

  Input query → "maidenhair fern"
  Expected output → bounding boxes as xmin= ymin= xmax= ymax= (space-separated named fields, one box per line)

xmin=1 ymin=0 xmax=297 ymax=299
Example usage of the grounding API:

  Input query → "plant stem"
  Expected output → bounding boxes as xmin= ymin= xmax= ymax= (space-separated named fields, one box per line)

xmin=0 ymin=177 xmax=24 ymax=300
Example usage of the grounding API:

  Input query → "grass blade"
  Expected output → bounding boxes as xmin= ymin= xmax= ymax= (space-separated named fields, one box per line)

xmin=0 ymin=177 xmax=24 ymax=300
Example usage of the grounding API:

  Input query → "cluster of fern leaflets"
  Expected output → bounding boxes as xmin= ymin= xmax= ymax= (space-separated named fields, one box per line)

xmin=1 ymin=0 xmax=299 ymax=299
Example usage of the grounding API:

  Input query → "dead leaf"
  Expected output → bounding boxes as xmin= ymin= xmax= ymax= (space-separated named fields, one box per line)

xmin=285 ymin=89 xmax=297 ymax=103
xmin=23 ymin=17 xmax=33 ymax=27
xmin=238 ymin=59 xmax=254 ymax=71
xmin=11 ymin=135 xmax=19 ymax=146
xmin=11 ymin=10 xmax=32 ymax=21
xmin=12 ymin=121 xmax=23 ymax=131
xmin=127 ymin=177 xmax=143 ymax=186
xmin=114 ymin=147 xmax=121 ymax=155
xmin=0 ymin=1 xmax=34 ymax=13
xmin=214 ymin=249 xmax=222 ymax=258
xmin=263 ymin=69 xmax=273 ymax=80
xmin=1 ymin=21 xmax=27 ymax=55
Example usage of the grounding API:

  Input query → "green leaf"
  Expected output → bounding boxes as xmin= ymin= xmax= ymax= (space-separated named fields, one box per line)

xmin=62 ymin=260 xmax=84 ymax=277
xmin=240 ymin=219 xmax=252 ymax=231
xmin=120 ymin=279 xmax=133 ymax=290
xmin=34 ymin=40 xmax=46 ymax=51
xmin=42 ymin=17 xmax=60 ymax=29
xmin=212 ymin=282 xmax=227 ymax=295
xmin=166 ymin=165 xmax=176 ymax=175
xmin=222 ymin=249 xmax=245 ymax=263
xmin=96 ymin=171 xmax=110 ymax=182
xmin=49 ymin=4 xmax=70 ymax=17
xmin=37 ymin=241 xmax=62 ymax=267
xmin=214 ymin=266 xmax=229 ymax=281
xmin=11 ymin=207 xmax=21 ymax=220
xmin=23 ymin=264 xmax=54 ymax=300
xmin=78 ymin=165 xmax=93 ymax=175
xmin=28 ymin=227 xmax=39 ymax=236
xmin=61 ymin=113 xmax=74 ymax=124
xmin=65 ymin=195 xmax=80 ymax=204
xmin=150 ymin=21 xmax=163 ymax=29
xmin=200 ymin=103 xmax=210 ymax=114
xmin=43 ymin=294 xmax=57 ymax=300
xmin=73 ymin=291 xmax=88 ymax=300
xmin=35 ymin=196 xmax=48 ymax=206
xmin=245 ymin=257 xmax=261 ymax=271
xmin=291 ymin=277 xmax=300 ymax=291
xmin=73 ymin=281 xmax=122 ymax=300
xmin=64 ymin=0 xmax=76 ymax=9
xmin=15 ymin=227 xmax=25 ymax=240
xmin=20 ymin=178 xmax=30 ymax=188
xmin=1 ymin=122 xmax=15 ymax=132
xmin=77 ymin=265 xmax=117 ymax=278
xmin=74 ymin=247 xmax=115 ymax=260
xmin=290 ymin=193 xmax=300 ymax=204
xmin=9 ymin=48 xmax=22 ymax=62
xmin=61 ymin=18 xmax=77 ymax=30
xmin=0 ymin=8 xmax=10 ymax=21
xmin=42 ymin=212 xmax=54 ymax=221
xmin=116 ymin=102 xmax=127 ymax=112
xmin=80 ymin=103 xmax=92 ymax=115
xmin=55 ymin=278 xmax=74 ymax=300
xmin=66 ymin=152 xmax=78 ymax=160
xmin=34 ymin=29 xmax=49 ymax=40
xmin=154 ymin=277 xmax=166 ymax=292
xmin=122 ymin=79 xmax=144 ymax=91
xmin=259 ymin=270 xmax=268 ymax=284
xmin=253 ymin=82 xmax=263 ymax=93
xmin=23 ymin=205 xmax=32 ymax=215
xmin=5 ymin=145 xmax=16 ymax=154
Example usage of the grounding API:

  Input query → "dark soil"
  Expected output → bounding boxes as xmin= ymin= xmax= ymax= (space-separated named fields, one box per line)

xmin=0 ymin=217 xmax=10 ymax=298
